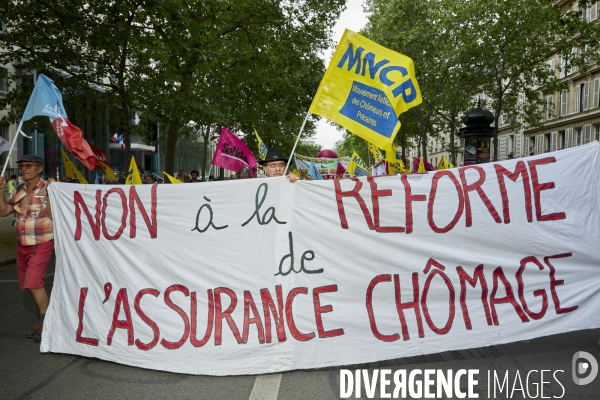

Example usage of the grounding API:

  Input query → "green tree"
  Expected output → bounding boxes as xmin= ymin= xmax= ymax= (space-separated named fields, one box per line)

xmin=473 ymin=0 xmax=600 ymax=160
xmin=0 ymin=0 xmax=344 ymax=176
xmin=364 ymin=0 xmax=481 ymax=165
xmin=335 ymin=130 xmax=370 ymax=165
xmin=0 ymin=0 xmax=153 ymax=165
xmin=363 ymin=0 xmax=600 ymax=164
xmin=134 ymin=0 xmax=344 ymax=175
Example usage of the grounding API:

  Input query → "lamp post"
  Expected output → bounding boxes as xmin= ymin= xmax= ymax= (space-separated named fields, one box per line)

xmin=458 ymin=100 xmax=495 ymax=165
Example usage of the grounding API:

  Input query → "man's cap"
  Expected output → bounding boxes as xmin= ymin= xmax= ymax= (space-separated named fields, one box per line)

xmin=17 ymin=154 xmax=44 ymax=165
xmin=259 ymin=148 xmax=288 ymax=165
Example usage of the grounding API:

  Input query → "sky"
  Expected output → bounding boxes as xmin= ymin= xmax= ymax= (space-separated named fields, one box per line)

xmin=313 ymin=0 xmax=368 ymax=150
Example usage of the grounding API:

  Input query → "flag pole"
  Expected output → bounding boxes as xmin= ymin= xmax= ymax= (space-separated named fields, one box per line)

xmin=284 ymin=111 xmax=310 ymax=175
xmin=1 ymin=120 xmax=32 ymax=176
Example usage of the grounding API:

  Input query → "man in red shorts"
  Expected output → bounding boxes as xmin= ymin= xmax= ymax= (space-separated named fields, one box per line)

xmin=0 ymin=154 xmax=53 ymax=342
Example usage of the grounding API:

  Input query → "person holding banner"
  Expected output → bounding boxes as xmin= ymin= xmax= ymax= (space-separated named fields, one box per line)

xmin=145 ymin=175 xmax=157 ymax=184
xmin=0 ymin=154 xmax=53 ymax=342
xmin=260 ymin=148 xmax=308 ymax=182
xmin=236 ymin=166 xmax=252 ymax=179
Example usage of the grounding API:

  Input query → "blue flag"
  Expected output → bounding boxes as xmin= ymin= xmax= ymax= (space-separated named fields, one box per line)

xmin=21 ymin=74 xmax=98 ymax=170
xmin=22 ymin=74 xmax=67 ymax=121
xmin=307 ymin=160 xmax=323 ymax=180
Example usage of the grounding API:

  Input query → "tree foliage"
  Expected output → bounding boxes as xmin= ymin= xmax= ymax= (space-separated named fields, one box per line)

xmin=0 ymin=0 xmax=344 ymax=173
xmin=473 ymin=0 xmax=600 ymax=160
xmin=334 ymin=130 xmax=369 ymax=164
xmin=364 ymin=0 xmax=480 ymax=163
xmin=363 ymin=0 xmax=600 ymax=163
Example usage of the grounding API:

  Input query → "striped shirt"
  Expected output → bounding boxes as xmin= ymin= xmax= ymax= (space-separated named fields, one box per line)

xmin=7 ymin=180 xmax=54 ymax=246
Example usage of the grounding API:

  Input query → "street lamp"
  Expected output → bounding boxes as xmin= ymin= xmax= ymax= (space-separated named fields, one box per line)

xmin=458 ymin=100 xmax=495 ymax=165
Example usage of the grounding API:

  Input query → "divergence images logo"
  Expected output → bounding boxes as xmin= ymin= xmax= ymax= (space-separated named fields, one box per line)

xmin=572 ymin=351 xmax=598 ymax=385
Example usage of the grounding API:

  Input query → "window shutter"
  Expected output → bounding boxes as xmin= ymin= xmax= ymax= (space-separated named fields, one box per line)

xmin=592 ymin=2 xmax=598 ymax=21
xmin=565 ymin=128 xmax=573 ymax=148
xmin=560 ymin=90 xmax=568 ymax=116
xmin=499 ymin=136 xmax=507 ymax=160
xmin=583 ymin=125 xmax=591 ymax=144
xmin=583 ymin=81 xmax=590 ymax=111
xmin=546 ymin=60 xmax=555 ymax=87
xmin=576 ymin=85 xmax=581 ymax=112
xmin=514 ymin=133 xmax=522 ymax=157
xmin=570 ymin=47 xmax=578 ymax=74
xmin=594 ymin=78 xmax=600 ymax=108
xmin=550 ymin=131 xmax=558 ymax=152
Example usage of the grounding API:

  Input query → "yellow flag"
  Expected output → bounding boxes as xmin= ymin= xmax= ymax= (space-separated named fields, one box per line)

xmin=98 ymin=160 xmax=118 ymax=181
xmin=388 ymin=159 xmax=409 ymax=175
xmin=60 ymin=149 xmax=88 ymax=183
xmin=254 ymin=129 xmax=268 ymax=160
xmin=437 ymin=155 xmax=449 ymax=170
xmin=418 ymin=157 xmax=426 ymax=173
xmin=346 ymin=151 xmax=371 ymax=177
xmin=292 ymin=169 xmax=300 ymax=177
xmin=125 ymin=156 xmax=142 ymax=185
xmin=368 ymin=143 xmax=384 ymax=164
xmin=163 ymin=172 xmax=183 ymax=184
xmin=309 ymin=29 xmax=422 ymax=154
xmin=449 ymin=162 xmax=454 ymax=168
xmin=384 ymin=146 xmax=404 ymax=163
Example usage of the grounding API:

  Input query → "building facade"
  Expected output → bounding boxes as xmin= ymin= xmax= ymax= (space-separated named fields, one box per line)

xmin=497 ymin=1 xmax=600 ymax=160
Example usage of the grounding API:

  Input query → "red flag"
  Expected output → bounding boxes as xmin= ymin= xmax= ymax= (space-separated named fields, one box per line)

xmin=90 ymin=144 xmax=109 ymax=169
xmin=52 ymin=116 xmax=97 ymax=170
xmin=211 ymin=127 xmax=257 ymax=172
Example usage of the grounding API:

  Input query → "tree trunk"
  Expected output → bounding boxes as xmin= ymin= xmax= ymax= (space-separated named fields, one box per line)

xmin=401 ymin=132 xmax=407 ymax=166
xmin=201 ymin=126 xmax=209 ymax=182
xmin=164 ymin=122 xmax=181 ymax=179
xmin=449 ymin=119 xmax=456 ymax=166
xmin=416 ymin=109 xmax=428 ymax=162
xmin=120 ymin=98 xmax=131 ymax=176
xmin=493 ymin=103 xmax=501 ymax=162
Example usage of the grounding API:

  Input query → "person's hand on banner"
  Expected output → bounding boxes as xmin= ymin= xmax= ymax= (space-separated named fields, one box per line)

xmin=286 ymin=173 xmax=300 ymax=183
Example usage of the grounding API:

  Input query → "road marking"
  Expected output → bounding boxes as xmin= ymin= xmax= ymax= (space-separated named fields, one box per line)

xmin=249 ymin=373 xmax=282 ymax=400
xmin=0 ymin=272 xmax=54 ymax=283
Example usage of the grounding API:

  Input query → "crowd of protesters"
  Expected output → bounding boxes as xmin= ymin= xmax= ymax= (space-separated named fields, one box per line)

xmin=130 ymin=148 xmax=302 ymax=184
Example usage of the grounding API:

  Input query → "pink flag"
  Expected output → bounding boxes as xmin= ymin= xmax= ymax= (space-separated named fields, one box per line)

xmin=412 ymin=157 xmax=436 ymax=172
xmin=211 ymin=127 xmax=257 ymax=172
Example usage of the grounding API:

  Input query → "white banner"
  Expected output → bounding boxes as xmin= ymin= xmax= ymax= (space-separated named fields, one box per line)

xmin=43 ymin=143 xmax=600 ymax=376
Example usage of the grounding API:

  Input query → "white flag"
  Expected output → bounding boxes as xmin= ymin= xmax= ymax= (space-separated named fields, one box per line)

xmin=0 ymin=137 xmax=17 ymax=155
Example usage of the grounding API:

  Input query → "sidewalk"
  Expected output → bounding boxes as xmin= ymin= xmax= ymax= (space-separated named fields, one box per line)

xmin=0 ymin=215 xmax=17 ymax=268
